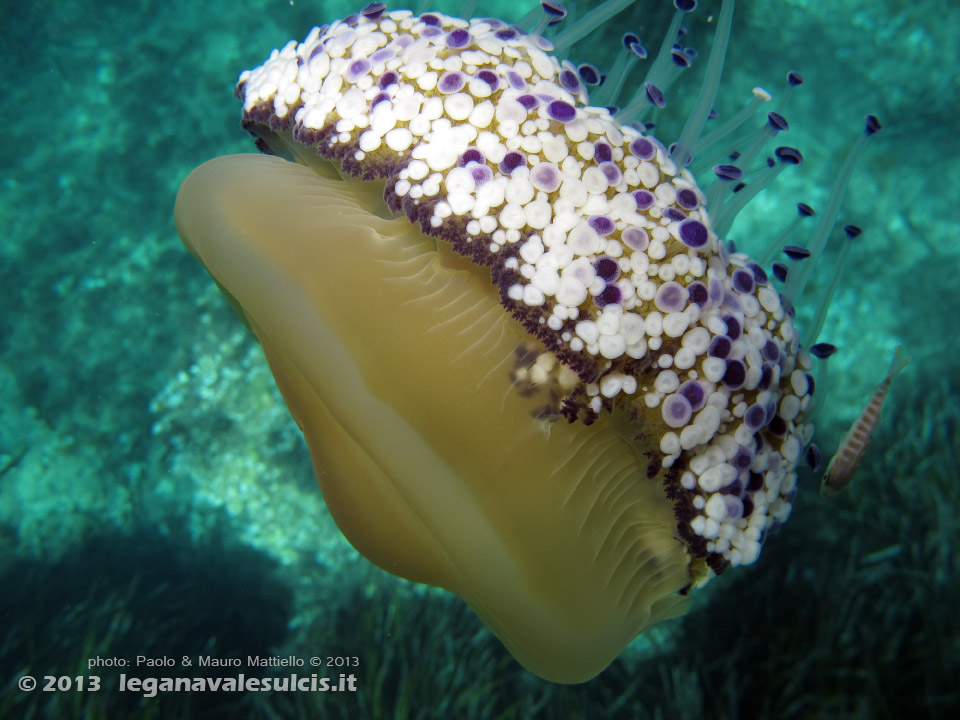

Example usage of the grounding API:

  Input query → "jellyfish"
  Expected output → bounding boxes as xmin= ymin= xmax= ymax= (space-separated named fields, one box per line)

xmin=174 ymin=1 xmax=878 ymax=683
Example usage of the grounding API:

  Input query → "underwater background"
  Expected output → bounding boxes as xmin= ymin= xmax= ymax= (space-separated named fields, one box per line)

xmin=1 ymin=0 xmax=957 ymax=717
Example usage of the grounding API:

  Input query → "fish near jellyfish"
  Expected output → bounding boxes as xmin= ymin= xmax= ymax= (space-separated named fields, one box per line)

xmin=174 ymin=0 xmax=882 ymax=683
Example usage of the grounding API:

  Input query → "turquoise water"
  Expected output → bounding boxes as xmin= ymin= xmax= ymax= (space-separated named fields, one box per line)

xmin=1 ymin=0 xmax=957 ymax=717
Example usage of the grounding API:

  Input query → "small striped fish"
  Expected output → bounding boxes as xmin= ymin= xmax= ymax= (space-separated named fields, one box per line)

xmin=820 ymin=345 xmax=910 ymax=498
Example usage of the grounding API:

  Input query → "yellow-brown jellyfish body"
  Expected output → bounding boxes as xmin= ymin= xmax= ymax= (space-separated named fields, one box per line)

xmin=175 ymin=5 xmax=817 ymax=683
xmin=176 ymin=154 xmax=690 ymax=683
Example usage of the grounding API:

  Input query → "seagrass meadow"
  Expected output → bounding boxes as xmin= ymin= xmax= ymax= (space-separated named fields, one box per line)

xmin=1 ymin=0 xmax=958 ymax=717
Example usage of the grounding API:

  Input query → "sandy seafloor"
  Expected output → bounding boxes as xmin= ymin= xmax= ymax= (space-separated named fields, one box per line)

xmin=1 ymin=0 xmax=958 ymax=717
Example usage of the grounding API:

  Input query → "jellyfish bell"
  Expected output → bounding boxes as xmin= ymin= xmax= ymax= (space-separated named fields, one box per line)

xmin=175 ymin=1 xmax=877 ymax=683
xmin=176 ymin=153 xmax=694 ymax=683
